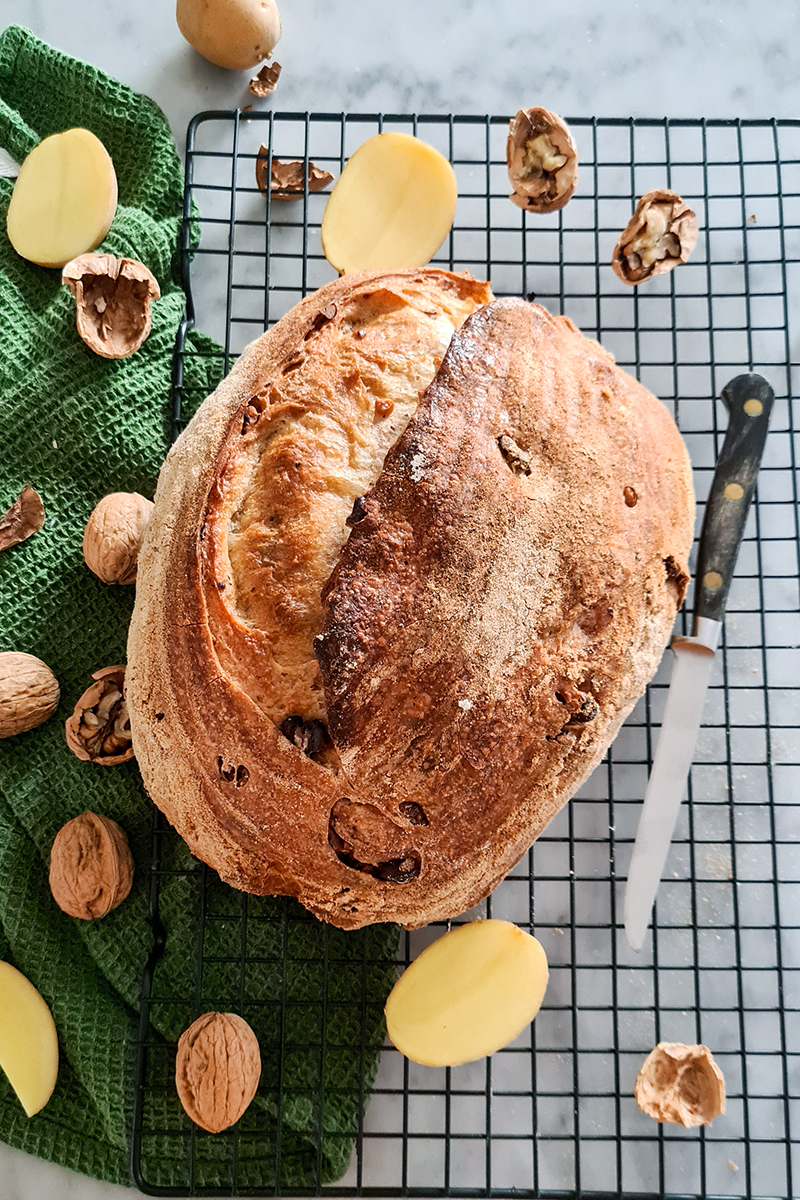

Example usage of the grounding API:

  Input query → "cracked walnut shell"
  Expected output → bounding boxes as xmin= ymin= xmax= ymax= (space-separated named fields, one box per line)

xmin=248 ymin=61 xmax=281 ymax=96
xmin=256 ymin=150 xmax=333 ymax=200
xmin=635 ymin=1042 xmax=725 ymax=1127
xmin=0 ymin=652 xmax=60 ymax=738
xmin=175 ymin=1012 xmax=261 ymax=1133
xmin=49 ymin=811 xmax=134 ymax=919
xmin=65 ymin=665 xmax=134 ymax=765
xmin=612 ymin=190 xmax=698 ymax=284
xmin=507 ymin=108 xmax=578 ymax=214
xmin=83 ymin=492 xmax=153 ymax=585
xmin=0 ymin=484 xmax=45 ymax=553
xmin=62 ymin=253 xmax=160 ymax=359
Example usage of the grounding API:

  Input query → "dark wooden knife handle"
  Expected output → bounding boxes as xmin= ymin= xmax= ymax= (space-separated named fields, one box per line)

xmin=695 ymin=373 xmax=774 ymax=624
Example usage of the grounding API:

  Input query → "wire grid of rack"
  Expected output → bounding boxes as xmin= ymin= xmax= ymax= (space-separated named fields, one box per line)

xmin=131 ymin=112 xmax=800 ymax=1200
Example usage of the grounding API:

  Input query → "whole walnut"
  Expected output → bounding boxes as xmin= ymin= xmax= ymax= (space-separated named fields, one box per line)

xmin=49 ymin=811 xmax=134 ymax=919
xmin=0 ymin=651 xmax=60 ymax=738
xmin=83 ymin=492 xmax=153 ymax=584
xmin=175 ymin=1012 xmax=261 ymax=1133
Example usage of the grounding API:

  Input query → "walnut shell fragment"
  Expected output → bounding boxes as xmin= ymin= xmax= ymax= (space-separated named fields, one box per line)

xmin=62 ymin=253 xmax=160 ymax=359
xmin=635 ymin=1042 xmax=725 ymax=1127
xmin=0 ymin=652 xmax=60 ymax=738
xmin=49 ymin=811 xmax=134 ymax=919
xmin=0 ymin=484 xmax=45 ymax=552
xmin=256 ymin=149 xmax=334 ymax=200
xmin=612 ymin=190 xmax=698 ymax=285
xmin=65 ymin=665 xmax=134 ymax=765
xmin=175 ymin=1012 xmax=261 ymax=1133
xmin=248 ymin=61 xmax=281 ymax=97
xmin=507 ymin=107 xmax=578 ymax=214
xmin=83 ymin=492 xmax=154 ymax=585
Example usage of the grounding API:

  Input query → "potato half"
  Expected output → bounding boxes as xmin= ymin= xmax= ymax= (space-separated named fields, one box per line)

xmin=6 ymin=128 xmax=117 ymax=269
xmin=321 ymin=132 xmax=457 ymax=274
xmin=385 ymin=920 xmax=549 ymax=1067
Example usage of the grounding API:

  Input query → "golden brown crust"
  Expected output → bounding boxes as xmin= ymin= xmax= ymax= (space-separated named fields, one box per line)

xmin=128 ymin=276 xmax=694 ymax=930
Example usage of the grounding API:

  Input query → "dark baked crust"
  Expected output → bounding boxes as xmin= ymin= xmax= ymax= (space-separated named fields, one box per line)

xmin=127 ymin=282 xmax=694 ymax=930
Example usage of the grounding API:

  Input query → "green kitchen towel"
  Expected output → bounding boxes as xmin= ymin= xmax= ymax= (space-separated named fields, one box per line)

xmin=0 ymin=24 xmax=398 ymax=1192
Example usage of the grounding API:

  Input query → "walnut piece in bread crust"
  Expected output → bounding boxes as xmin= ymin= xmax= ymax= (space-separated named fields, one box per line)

xmin=127 ymin=272 xmax=694 ymax=930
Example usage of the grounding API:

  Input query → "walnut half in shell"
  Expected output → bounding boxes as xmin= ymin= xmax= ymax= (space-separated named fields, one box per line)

xmin=65 ymin=665 xmax=134 ymax=765
xmin=507 ymin=108 xmax=578 ymax=214
xmin=62 ymin=253 xmax=160 ymax=359
xmin=635 ymin=1042 xmax=725 ymax=1127
xmin=612 ymin=190 xmax=698 ymax=285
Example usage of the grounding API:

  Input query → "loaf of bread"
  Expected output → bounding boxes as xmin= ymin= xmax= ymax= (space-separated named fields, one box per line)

xmin=127 ymin=268 xmax=694 ymax=930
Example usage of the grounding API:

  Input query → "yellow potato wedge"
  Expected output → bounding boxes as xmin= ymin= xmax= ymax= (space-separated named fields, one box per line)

xmin=385 ymin=920 xmax=549 ymax=1067
xmin=6 ymin=128 xmax=118 ymax=269
xmin=321 ymin=131 xmax=457 ymax=274
xmin=0 ymin=960 xmax=59 ymax=1117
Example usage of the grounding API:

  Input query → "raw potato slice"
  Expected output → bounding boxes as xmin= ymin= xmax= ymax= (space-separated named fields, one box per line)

xmin=6 ymin=128 xmax=118 ymax=269
xmin=385 ymin=920 xmax=548 ymax=1067
xmin=321 ymin=132 xmax=457 ymax=273
xmin=0 ymin=961 xmax=59 ymax=1117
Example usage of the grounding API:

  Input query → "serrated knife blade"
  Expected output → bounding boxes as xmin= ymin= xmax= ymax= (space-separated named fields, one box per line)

xmin=623 ymin=373 xmax=774 ymax=952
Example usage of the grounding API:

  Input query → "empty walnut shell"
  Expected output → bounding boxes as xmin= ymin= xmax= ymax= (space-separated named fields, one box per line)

xmin=612 ymin=190 xmax=698 ymax=285
xmin=65 ymin=665 xmax=134 ymax=765
xmin=175 ymin=1012 xmax=261 ymax=1133
xmin=635 ymin=1042 xmax=725 ymax=1127
xmin=49 ymin=811 xmax=134 ymax=919
xmin=507 ymin=108 xmax=578 ymax=214
xmin=62 ymin=253 xmax=161 ymax=359
xmin=256 ymin=150 xmax=334 ymax=200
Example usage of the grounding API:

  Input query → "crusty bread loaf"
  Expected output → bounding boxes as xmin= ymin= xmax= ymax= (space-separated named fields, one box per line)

xmin=127 ymin=269 xmax=694 ymax=930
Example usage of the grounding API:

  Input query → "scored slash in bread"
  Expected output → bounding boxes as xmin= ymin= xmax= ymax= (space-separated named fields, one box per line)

xmin=127 ymin=269 xmax=694 ymax=930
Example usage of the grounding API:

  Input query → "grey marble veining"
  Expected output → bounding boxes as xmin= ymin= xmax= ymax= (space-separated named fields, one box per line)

xmin=2 ymin=1 xmax=799 ymax=1197
xmin=7 ymin=1 xmax=800 ymax=152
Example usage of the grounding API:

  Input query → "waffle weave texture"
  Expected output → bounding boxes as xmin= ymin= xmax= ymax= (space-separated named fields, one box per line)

xmin=0 ymin=24 xmax=397 ymax=1191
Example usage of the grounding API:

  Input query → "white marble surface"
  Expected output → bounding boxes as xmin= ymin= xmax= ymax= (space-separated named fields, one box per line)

xmin=2 ymin=1 xmax=799 ymax=1196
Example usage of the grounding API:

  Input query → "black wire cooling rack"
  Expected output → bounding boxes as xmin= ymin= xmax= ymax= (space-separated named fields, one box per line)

xmin=131 ymin=113 xmax=800 ymax=1200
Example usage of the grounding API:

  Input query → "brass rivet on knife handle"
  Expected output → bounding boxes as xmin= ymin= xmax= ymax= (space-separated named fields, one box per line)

xmin=694 ymin=373 xmax=774 ymax=626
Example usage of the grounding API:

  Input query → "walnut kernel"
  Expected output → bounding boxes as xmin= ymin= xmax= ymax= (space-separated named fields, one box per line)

xmin=49 ymin=811 xmax=134 ymax=919
xmin=83 ymin=492 xmax=153 ymax=585
xmin=62 ymin=253 xmax=160 ymax=359
xmin=612 ymin=190 xmax=698 ymax=284
xmin=175 ymin=1012 xmax=261 ymax=1133
xmin=65 ymin=665 xmax=134 ymax=765
xmin=507 ymin=108 xmax=578 ymax=213
xmin=635 ymin=1042 xmax=725 ymax=1127
xmin=0 ymin=652 xmax=60 ymax=738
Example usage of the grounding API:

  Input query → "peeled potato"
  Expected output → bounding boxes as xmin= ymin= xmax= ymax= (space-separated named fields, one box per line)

xmin=0 ymin=961 xmax=59 ymax=1117
xmin=385 ymin=920 xmax=549 ymax=1067
xmin=321 ymin=131 xmax=458 ymax=274
xmin=176 ymin=0 xmax=281 ymax=70
xmin=6 ymin=128 xmax=117 ymax=269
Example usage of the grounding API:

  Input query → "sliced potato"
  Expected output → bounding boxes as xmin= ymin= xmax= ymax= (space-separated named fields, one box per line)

xmin=6 ymin=128 xmax=118 ymax=269
xmin=321 ymin=132 xmax=457 ymax=274
xmin=0 ymin=960 xmax=59 ymax=1117
xmin=385 ymin=919 xmax=548 ymax=1067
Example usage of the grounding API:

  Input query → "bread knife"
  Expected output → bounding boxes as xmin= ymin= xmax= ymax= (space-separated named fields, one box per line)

xmin=624 ymin=372 xmax=774 ymax=952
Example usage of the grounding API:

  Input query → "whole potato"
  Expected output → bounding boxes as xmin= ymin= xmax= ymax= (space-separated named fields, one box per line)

xmin=176 ymin=0 xmax=281 ymax=70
